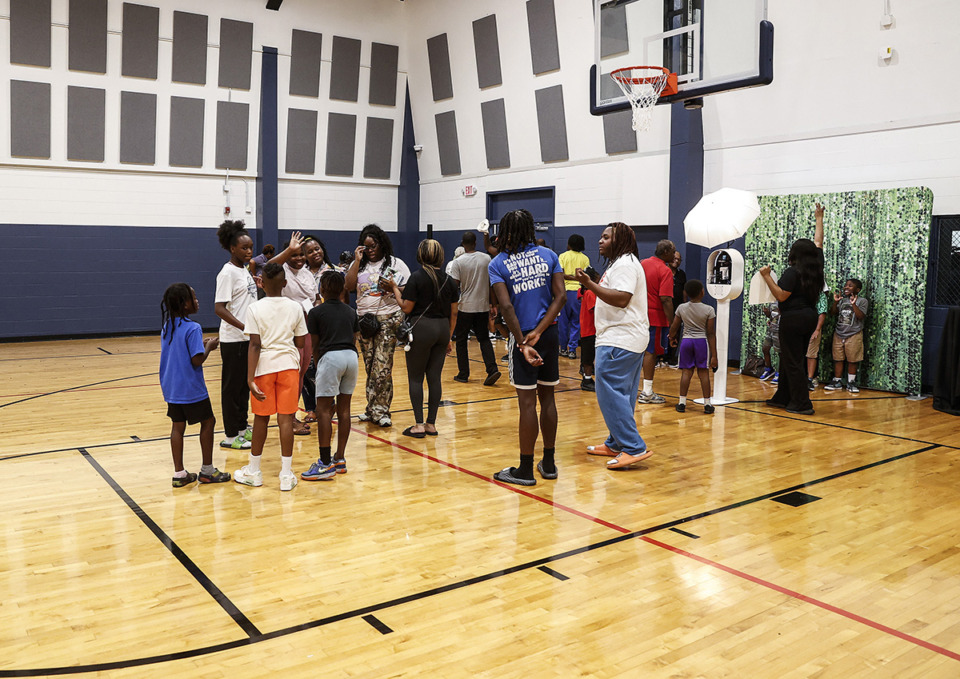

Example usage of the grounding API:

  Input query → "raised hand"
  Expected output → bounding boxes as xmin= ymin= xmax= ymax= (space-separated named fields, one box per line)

xmin=287 ymin=231 xmax=304 ymax=253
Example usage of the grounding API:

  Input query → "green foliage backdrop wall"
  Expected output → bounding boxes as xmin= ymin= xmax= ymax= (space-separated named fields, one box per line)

xmin=741 ymin=188 xmax=933 ymax=394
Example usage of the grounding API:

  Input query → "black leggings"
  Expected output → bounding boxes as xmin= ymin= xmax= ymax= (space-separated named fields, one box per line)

xmin=405 ymin=316 xmax=450 ymax=425
xmin=220 ymin=341 xmax=250 ymax=437
xmin=772 ymin=308 xmax=818 ymax=411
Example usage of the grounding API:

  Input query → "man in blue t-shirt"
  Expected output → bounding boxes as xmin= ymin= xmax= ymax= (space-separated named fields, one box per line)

xmin=487 ymin=209 xmax=566 ymax=486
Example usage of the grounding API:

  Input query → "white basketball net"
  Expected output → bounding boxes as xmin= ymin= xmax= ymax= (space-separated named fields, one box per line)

xmin=611 ymin=67 xmax=670 ymax=132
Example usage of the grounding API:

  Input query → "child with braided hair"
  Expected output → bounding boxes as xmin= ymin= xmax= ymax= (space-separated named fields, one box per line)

xmin=159 ymin=284 xmax=230 ymax=487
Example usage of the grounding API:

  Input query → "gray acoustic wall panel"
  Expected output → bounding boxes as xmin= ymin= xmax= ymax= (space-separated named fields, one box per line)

xmin=600 ymin=4 xmax=629 ymax=58
xmin=172 ymin=11 xmax=208 ymax=85
xmin=602 ymin=109 xmax=638 ymax=154
xmin=10 ymin=0 xmax=51 ymax=68
xmin=427 ymin=34 xmax=453 ymax=102
xmin=435 ymin=111 xmax=461 ymax=176
xmin=535 ymin=85 xmax=568 ymax=163
xmin=526 ymin=0 xmax=560 ymax=74
xmin=368 ymin=43 xmax=399 ymax=106
xmin=122 ymin=3 xmax=159 ymax=79
xmin=285 ymin=109 xmax=318 ymax=174
xmin=329 ymin=36 xmax=361 ymax=102
xmin=169 ymin=96 xmax=205 ymax=167
xmin=290 ymin=30 xmax=322 ymax=97
xmin=120 ymin=92 xmax=157 ymax=164
xmin=325 ymin=112 xmax=356 ymax=176
xmin=480 ymin=99 xmax=510 ymax=170
xmin=363 ymin=117 xmax=393 ymax=179
xmin=10 ymin=81 xmax=51 ymax=159
xmin=472 ymin=15 xmax=502 ymax=89
xmin=219 ymin=19 xmax=253 ymax=90
xmin=67 ymin=86 xmax=106 ymax=161
xmin=69 ymin=0 xmax=107 ymax=73
xmin=216 ymin=101 xmax=249 ymax=169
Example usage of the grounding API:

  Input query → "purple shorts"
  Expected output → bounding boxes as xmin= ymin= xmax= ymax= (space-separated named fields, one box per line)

xmin=678 ymin=338 xmax=709 ymax=370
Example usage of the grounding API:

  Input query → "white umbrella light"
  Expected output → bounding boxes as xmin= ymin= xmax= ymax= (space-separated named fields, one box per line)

xmin=683 ymin=188 xmax=761 ymax=249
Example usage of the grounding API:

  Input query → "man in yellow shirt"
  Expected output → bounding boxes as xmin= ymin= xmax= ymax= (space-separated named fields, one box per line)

xmin=558 ymin=235 xmax=590 ymax=359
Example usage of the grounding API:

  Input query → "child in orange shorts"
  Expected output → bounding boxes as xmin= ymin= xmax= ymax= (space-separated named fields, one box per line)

xmin=233 ymin=262 xmax=308 ymax=491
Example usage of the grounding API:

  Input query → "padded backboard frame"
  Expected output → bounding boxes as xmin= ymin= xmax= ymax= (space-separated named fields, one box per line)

xmin=591 ymin=0 xmax=773 ymax=115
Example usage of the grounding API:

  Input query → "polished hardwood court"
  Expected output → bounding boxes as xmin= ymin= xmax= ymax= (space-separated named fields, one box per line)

xmin=2 ymin=335 xmax=960 ymax=677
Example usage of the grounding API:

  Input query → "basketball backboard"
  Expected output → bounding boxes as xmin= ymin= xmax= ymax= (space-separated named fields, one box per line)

xmin=591 ymin=0 xmax=773 ymax=115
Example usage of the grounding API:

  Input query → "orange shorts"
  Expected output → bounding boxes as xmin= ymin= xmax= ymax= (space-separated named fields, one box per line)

xmin=251 ymin=369 xmax=300 ymax=416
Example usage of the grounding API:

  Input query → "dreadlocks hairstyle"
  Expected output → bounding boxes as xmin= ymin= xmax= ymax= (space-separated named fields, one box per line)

xmin=787 ymin=238 xmax=825 ymax=303
xmin=217 ymin=220 xmax=248 ymax=250
xmin=161 ymin=283 xmax=194 ymax=344
xmin=303 ymin=236 xmax=334 ymax=268
xmin=496 ymin=209 xmax=536 ymax=255
xmin=416 ymin=239 xmax=445 ymax=294
xmin=357 ymin=223 xmax=395 ymax=273
xmin=605 ymin=222 xmax=639 ymax=262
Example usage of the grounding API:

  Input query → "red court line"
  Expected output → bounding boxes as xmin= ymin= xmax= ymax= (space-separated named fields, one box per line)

xmin=642 ymin=535 xmax=960 ymax=663
xmin=355 ymin=427 xmax=632 ymax=534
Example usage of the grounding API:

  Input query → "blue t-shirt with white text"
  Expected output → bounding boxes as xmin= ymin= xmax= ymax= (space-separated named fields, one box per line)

xmin=488 ymin=245 xmax=562 ymax=332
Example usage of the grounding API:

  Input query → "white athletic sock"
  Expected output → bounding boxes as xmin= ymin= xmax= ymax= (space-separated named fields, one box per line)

xmin=281 ymin=456 xmax=293 ymax=475
xmin=679 ymin=396 xmax=687 ymax=405
xmin=223 ymin=435 xmax=236 ymax=444
xmin=703 ymin=396 xmax=711 ymax=405
xmin=642 ymin=379 xmax=654 ymax=395
xmin=173 ymin=469 xmax=187 ymax=478
xmin=848 ymin=373 xmax=856 ymax=384
xmin=247 ymin=454 xmax=261 ymax=473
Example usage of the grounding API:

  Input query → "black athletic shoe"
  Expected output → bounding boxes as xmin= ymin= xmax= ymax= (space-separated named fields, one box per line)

xmin=453 ymin=375 xmax=469 ymax=383
xmin=704 ymin=404 xmax=715 ymax=414
xmin=675 ymin=403 xmax=686 ymax=413
xmin=580 ymin=378 xmax=595 ymax=392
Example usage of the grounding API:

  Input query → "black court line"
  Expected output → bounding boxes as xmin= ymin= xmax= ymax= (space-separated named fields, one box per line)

xmin=4 ymin=441 xmax=943 ymax=676
xmin=0 ymin=348 xmax=166 ymax=362
xmin=97 ymin=347 xmax=113 ymax=355
xmin=78 ymin=448 xmax=261 ymax=639
xmin=0 ymin=372 xmax=158 ymax=409
xmin=726 ymin=404 xmax=959 ymax=449
xmin=538 ymin=565 xmax=570 ymax=581
xmin=736 ymin=395 xmax=903 ymax=404
xmin=362 ymin=614 xmax=394 ymax=635
xmin=669 ymin=527 xmax=700 ymax=539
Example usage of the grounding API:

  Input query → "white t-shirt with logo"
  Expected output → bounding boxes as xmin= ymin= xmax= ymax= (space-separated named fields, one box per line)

xmin=595 ymin=254 xmax=649 ymax=354
xmin=356 ymin=257 xmax=410 ymax=315
xmin=215 ymin=262 xmax=257 ymax=343
xmin=244 ymin=297 xmax=308 ymax=377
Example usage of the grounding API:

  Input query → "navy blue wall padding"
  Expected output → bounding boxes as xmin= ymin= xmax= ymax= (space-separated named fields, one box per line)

xmin=257 ymin=46 xmax=279 ymax=253
xmin=395 ymin=86 xmax=420 ymax=268
xmin=0 ymin=224 xmax=224 ymax=338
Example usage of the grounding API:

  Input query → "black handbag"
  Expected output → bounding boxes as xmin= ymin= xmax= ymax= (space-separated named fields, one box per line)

xmin=358 ymin=313 xmax=381 ymax=339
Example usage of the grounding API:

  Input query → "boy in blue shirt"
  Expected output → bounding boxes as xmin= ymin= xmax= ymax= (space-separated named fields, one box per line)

xmin=488 ymin=209 xmax=566 ymax=486
xmin=159 ymin=284 xmax=230 ymax=487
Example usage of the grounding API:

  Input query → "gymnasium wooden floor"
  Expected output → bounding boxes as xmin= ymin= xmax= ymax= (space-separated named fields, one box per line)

xmin=3 ymin=335 xmax=960 ymax=678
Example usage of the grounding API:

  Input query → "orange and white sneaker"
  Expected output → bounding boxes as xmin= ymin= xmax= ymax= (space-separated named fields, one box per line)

xmin=606 ymin=450 xmax=654 ymax=469
xmin=586 ymin=443 xmax=620 ymax=457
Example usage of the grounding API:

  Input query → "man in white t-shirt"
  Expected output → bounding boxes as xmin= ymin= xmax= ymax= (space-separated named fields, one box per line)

xmin=576 ymin=222 xmax=654 ymax=470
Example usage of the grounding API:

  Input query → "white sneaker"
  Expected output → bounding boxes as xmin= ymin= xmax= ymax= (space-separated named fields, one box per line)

xmin=233 ymin=465 xmax=263 ymax=487
xmin=638 ymin=391 xmax=666 ymax=405
xmin=377 ymin=416 xmax=392 ymax=427
xmin=279 ymin=472 xmax=298 ymax=491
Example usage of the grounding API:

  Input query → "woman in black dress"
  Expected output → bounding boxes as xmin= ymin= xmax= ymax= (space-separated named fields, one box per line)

xmin=759 ymin=238 xmax=824 ymax=415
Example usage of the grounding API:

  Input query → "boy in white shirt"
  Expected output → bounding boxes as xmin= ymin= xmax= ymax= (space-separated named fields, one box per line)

xmin=233 ymin=263 xmax=308 ymax=491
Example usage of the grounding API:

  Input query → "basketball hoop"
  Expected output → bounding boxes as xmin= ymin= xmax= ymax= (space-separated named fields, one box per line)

xmin=610 ymin=66 xmax=677 ymax=132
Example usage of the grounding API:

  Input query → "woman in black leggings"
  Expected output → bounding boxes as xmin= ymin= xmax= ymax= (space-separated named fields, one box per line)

xmin=759 ymin=238 xmax=824 ymax=415
xmin=388 ymin=239 xmax=459 ymax=437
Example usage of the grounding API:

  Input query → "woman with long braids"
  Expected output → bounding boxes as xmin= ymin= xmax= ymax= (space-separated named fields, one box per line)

xmin=214 ymin=220 xmax=257 ymax=450
xmin=487 ymin=209 xmax=566 ymax=486
xmin=759 ymin=238 xmax=825 ymax=414
xmin=387 ymin=239 xmax=459 ymax=438
xmin=344 ymin=224 xmax=411 ymax=427
xmin=576 ymin=222 xmax=656 ymax=470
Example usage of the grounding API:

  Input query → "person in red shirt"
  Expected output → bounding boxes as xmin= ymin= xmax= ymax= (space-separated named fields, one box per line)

xmin=577 ymin=267 xmax=601 ymax=391
xmin=638 ymin=240 xmax=677 ymax=404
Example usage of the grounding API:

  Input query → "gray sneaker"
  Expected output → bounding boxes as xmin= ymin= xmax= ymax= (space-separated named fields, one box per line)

xmin=846 ymin=383 xmax=860 ymax=394
xmin=823 ymin=378 xmax=843 ymax=392
xmin=493 ymin=467 xmax=536 ymax=486
xmin=638 ymin=391 xmax=666 ymax=404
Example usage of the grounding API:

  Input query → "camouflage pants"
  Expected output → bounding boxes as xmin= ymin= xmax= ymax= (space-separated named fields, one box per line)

xmin=358 ymin=309 xmax=403 ymax=420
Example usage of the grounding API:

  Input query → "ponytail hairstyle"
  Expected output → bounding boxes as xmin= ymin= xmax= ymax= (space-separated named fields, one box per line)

xmin=497 ymin=209 xmax=536 ymax=255
xmin=787 ymin=238 xmax=825 ymax=303
xmin=416 ymin=239 xmax=445 ymax=294
xmin=217 ymin=220 xmax=248 ymax=251
xmin=605 ymin=222 xmax=639 ymax=263
xmin=161 ymin=283 xmax=194 ymax=344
